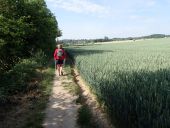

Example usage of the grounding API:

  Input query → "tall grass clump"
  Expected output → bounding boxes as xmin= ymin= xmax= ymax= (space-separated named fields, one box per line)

xmin=67 ymin=38 xmax=170 ymax=128
xmin=0 ymin=50 xmax=48 ymax=104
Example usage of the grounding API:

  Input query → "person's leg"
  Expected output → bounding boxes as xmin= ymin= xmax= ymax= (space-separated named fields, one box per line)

xmin=55 ymin=60 xmax=56 ymax=70
xmin=60 ymin=60 xmax=64 ymax=75
xmin=55 ymin=60 xmax=58 ymax=70
xmin=57 ymin=64 xmax=60 ymax=76
xmin=57 ymin=60 xmax=64 ymax=76
xmin=59 ymin=65 xmax=63 ymax=75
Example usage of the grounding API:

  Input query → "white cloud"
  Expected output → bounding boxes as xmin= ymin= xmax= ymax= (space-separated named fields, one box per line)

xmin=45 ymin=0 xmax=169 ymax=39
xmin=46 ymin=0 xmax=110 ymax=17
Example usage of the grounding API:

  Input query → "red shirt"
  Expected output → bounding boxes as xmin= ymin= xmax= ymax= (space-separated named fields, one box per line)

xmin=53 ymin=48 xmax=66 ymax=60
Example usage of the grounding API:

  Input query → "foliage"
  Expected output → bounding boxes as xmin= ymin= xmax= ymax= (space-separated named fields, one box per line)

xmin=0 ymin=50 xmax=48 ymax=104
xmin=0 ymin=0 xmax=60 ymax=73
xmin=31 ymin=49 xmax=48 ymax=68
xmin=67 ymin=38 xmax=170 ymax=128
xmin=77 ymin=105 xmax=92 ymax=126
xmin=22 ymin=67 xmax=54 ymax=128
xmin=0 ymin=58 xmax=54 ymax=128
xmin=0 ymin=0 xmax=58 ymax=125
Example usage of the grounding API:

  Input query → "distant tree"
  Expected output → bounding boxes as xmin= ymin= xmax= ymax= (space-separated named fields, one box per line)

xmin=57 ymin=29 xmax=62 ymax=37
xmin=104 ymin=36 xmax=109 ymax=41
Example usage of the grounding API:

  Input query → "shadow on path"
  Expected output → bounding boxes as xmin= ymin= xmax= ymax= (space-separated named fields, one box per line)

xmin=43 ymin=73 xmax=79 ymax=128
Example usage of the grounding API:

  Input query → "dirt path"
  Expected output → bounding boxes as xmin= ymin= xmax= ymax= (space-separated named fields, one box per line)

xmin=42 ymin=64 xmax=115 ymax=128
xmin=43 ymin=71 xmax=79 ymax=128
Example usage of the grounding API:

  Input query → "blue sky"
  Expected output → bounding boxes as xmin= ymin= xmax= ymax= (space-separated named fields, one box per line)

xmin=45 ymin=0 xmax=170 ymax=39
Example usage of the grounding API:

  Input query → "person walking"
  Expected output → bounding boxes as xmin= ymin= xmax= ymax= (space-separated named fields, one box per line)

xmin=54 ymin=44 xmax=66 ymax=76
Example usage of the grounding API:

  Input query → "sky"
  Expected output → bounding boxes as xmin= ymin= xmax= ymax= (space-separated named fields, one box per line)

xmin=45 ymin=0 xmax=170 ymax=39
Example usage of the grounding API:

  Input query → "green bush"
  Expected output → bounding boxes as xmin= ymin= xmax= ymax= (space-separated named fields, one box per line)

xmin=0 ymin=50 xmax=48 ymax=104
xmin=31 ymin=49 xmax=48 ymax=68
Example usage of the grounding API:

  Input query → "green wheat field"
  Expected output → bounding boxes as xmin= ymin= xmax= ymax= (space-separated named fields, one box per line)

xmin=67 ymin=38 xmax=170 ymax=128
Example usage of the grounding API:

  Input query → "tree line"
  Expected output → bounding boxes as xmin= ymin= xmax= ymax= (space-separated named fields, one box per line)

xmin=62 ymin=34 xmax=170 ymax=45
xmin=0 ymin=0 xmax=61 ymax=73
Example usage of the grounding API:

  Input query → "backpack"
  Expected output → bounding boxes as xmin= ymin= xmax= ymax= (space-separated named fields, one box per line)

xmin=57 ymin=49 xmax=63 ymax=57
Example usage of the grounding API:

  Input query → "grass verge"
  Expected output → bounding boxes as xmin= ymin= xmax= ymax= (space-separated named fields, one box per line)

xmin=63 ymin=57 xmax=98 ymax=128
xmin=22 ymin=66 xmax=54 ymax=128
xmin=0 ymin=60 xmax=55 ymax=128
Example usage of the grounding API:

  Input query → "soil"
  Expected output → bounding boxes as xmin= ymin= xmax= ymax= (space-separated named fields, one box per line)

xmin=43 ymin=71 xmax=80 ymax=128
xmin=43 ymin=67 xmax=115 ymax=128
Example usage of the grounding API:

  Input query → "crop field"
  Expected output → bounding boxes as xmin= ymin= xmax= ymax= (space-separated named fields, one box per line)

xmin=67 ymin=38 xmax=170 ymax=128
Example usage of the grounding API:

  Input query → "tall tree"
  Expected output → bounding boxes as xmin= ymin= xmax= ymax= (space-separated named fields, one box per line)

xmin=0 ymin=0 xmax=61 ymax=73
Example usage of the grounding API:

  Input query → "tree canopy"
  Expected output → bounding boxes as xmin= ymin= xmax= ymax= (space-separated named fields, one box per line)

xmin=0 ymin=0 xmax=61 ymax=73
